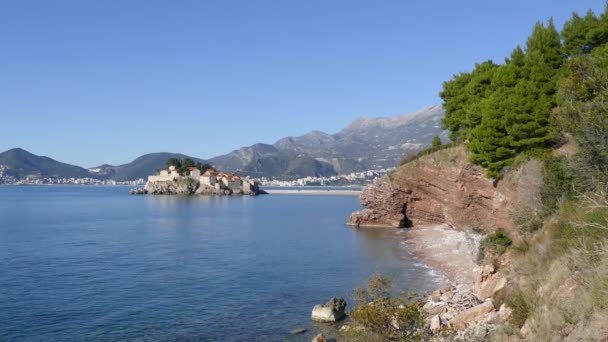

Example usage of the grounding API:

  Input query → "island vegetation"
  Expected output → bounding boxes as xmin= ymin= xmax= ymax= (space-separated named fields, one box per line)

xmin=164 ymin=157 xmax=213 ymax=176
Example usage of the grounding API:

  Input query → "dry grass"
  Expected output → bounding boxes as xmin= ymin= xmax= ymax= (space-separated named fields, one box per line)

xmin=500 ymin=190 xmax=608 ymax=340
xmin=408 ymin=145 xmax=469 ymax=170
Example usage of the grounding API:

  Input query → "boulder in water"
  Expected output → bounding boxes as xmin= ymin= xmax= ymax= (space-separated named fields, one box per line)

xmin=128 ymin=188 xmax=147 ymax=195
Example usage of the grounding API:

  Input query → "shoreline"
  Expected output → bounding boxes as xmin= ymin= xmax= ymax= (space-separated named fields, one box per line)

xmin=262 ymin=189 xmax=361 ymax=196
xmin=399 ymin=224 xmax=481 ymax=287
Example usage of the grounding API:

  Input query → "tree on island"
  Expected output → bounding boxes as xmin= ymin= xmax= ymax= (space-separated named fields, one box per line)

xmin=163 ymin=158 xmax=214 ymax=175
xmin=196 ymin=162 xmax=213 ymax=173
xmin=165 ymin=158 xmax=182 ymax=169
xmin=179 ymin=158 xmax=195 ymax=174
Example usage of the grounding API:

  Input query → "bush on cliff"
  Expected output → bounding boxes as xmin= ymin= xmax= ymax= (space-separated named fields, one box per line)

xmin=480 ymin=229 xmax=512 ymax=256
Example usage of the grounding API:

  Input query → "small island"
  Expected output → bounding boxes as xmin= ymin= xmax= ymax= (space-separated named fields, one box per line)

xmin=130 ymin=158 xmax=260 ymax=196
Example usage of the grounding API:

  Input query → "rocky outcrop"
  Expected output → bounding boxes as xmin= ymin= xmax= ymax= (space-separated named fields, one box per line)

xmin=311 ymin=298 xmax=347 ymax=322
xmin=348 ymin=146 xmax=498 ymax=231
xmin=195 ymin=184 xmax=230 ymax=195
xmin=142 ymin=178 xmax=259 ymax=196
xmin=128 ymin=188 xmax=147 ymax=195
xmin=348 ymin=146 xmax=542 ymax=240
xmin=347 ymin=177 xmax=411 ymax=227
xmin=144 ymin=178 xmax=199 ymax=195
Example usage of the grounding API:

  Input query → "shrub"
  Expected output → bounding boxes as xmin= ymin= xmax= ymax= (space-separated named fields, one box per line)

xmin=506 ymin=289 xmax=531 ymax=328
xmin=480 ymin=229 xmax=512 ymax=255
xmin=346 ymin=274 xmax=429 ymax=341
xmin=541 ymin=156 xmax=574 ymax=215
xmin=511 ymin=204 xmax=543 ymax=233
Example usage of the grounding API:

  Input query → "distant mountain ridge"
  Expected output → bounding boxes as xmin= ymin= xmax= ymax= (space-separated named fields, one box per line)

xmin=209 ymin=105 xmax=448 ymax=177
xmin=0 ymin=105 xmax=447 ymax=181
xmin=89 ymin=153 xmax=207 ymax=181
xmin=0 ymin=149 xmax=207 ymax=182
xmin=0 ymin=148 xmax=92 ymax=179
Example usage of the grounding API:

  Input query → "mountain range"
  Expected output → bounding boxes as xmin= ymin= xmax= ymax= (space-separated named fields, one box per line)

xmin=0 ymin=105 xmax=447 ymax=181
xmin=210 ymin=105 xmax=447 ymax=178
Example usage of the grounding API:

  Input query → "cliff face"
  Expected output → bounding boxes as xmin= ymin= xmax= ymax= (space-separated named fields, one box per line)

xmin=144 ymin=178 xmax=199 ymax=194
xmin=348 ymin=146 xmax=542 ymax=238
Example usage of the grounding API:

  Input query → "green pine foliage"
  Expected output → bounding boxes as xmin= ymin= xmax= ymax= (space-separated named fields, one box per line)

xmin=440 ymin=7 xmax=608 ymax=178
xmin=164 ymin=158 xmax=214 ymax=175
xmin=431 ymin=135 xmax=442 ymax=148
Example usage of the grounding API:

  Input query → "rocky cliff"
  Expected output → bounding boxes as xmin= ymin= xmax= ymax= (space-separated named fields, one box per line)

xmin=345 ymin=145 xmax=551 ymax=338
xmin=348 ymin=146 xmax=542 ymax=239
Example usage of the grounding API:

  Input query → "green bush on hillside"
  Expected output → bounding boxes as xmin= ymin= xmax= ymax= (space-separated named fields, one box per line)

xmin=506 ymin=288 xmax=531 ymax=328
xmin=541 ymin=156 xmax=575 ymax=215
xmin=480 ymin=229 xmax=513 ymax=255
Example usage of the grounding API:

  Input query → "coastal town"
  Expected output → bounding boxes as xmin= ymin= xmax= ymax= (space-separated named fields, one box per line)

xmin=259 ymin=167 xmax=395 ymax=187
xmin=0 ymin=165 xmax=145 ymax=186
xmin=0 ymin=161 xmax=393 ymax=188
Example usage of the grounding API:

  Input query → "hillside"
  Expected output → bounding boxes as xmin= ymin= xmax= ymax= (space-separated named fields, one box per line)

xmin=210 ymin=105 xmax=448 ymax=176
xmin=90 ymin=153 xmax=208 ymax=181
xmin=0 ymin=148 xmax=93 ymax=179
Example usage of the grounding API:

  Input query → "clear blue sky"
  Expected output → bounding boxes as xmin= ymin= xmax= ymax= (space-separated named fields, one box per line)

xmin=0 ymin=1 xmax=604 ymax=167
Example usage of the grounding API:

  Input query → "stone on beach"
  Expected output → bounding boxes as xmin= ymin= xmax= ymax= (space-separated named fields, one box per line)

xmin=450 ymin=300 xmax=495 ymax=330
xmin=430 ymin=314 xmax=442 ymax=331
xmin=311 ymin=298 xmax=347 ymax=322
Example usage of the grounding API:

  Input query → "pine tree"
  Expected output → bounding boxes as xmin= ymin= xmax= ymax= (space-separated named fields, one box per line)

xmin=562 ymin=10 xmax=599 ymax=56
xmin=440 ymin=60 xmax=498 ymax=141
xmin=431 ymin=135 xmax=442 ymax=149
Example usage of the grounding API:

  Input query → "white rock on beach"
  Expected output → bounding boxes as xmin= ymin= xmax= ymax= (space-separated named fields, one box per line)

xmin=430 ymin=314 xmax=442 ymax=331
xmin=311 ymin=298 xmax=347 ymax=322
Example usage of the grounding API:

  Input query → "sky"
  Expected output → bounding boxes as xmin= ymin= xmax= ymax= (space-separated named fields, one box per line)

xmin=0 ymin=1 xmax=605 ymax=167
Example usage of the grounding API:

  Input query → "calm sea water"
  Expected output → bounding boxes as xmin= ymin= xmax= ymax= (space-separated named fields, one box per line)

xmin=0 ymin=186 xmax=443 ymax=341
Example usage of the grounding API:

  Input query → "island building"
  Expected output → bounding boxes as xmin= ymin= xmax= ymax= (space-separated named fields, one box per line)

xmin=147 ymin=166 xmax=258 ymax=194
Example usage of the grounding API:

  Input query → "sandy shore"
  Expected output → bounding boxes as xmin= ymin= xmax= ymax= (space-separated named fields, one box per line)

xmin=402 ymin=224 xmax=481 ymax=286
xmin=263 ymin=189 xmax=361 ymax=196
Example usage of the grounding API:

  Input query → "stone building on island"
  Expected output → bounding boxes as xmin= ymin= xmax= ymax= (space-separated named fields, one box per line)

xmin=144 ymin=166 xmax=259 ymax=195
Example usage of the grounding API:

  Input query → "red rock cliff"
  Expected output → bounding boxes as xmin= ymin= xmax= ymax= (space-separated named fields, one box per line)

xmin=348 ymin=146 xmax=542 ymax=237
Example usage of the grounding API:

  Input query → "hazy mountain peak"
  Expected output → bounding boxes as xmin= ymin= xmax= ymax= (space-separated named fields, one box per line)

xmin=341 ymin=105 xmax=444 ymax=133
xmin=210 ymin=105 xmax=447 ymax=177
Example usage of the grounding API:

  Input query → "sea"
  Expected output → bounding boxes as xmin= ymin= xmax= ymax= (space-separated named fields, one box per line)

xmin=0 ymin=186 xmax=444 ymax=341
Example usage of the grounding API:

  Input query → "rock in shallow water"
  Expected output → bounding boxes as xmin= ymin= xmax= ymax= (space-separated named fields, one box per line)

xmin=311 ymin=297 xmax=347 ymax=322
xmin=290 ymin=328 xmax=306 ymax=335
xmin=128 ymin=188 xmax=147 ymax=195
